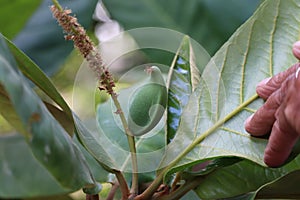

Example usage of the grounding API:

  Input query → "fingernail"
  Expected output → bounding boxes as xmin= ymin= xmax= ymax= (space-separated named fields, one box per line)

xmin=296 ymin=71 xmax=300 ymax=83
xmin=296 ymin=67 xmax=300 ymax=79
xmin=257 ymin=77 xmax=271 ymax=87
xmin=294 ymin=69 xmax=300 ymax=88
xmin=293 ymin=41 xmax=300 ymax=59
xmin=244 ymin=114 xmax=254 ymax=132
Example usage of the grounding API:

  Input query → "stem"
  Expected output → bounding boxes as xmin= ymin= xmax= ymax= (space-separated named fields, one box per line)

xmin=156 ymin=177 xmax=204 ymax=200
xmin=86 ymin=194 xmax=99 ymax=200
xmin=135 ymin=171 xmax=164 ymax=200
xmin=52 ymin=0 xmax=63 ymax=11
xmin=106 ymin=182 xmax=119 ymax=200
xmin=170 ymin=172 xmax=182 ymax=192
xmin=114 ymin=170 xmax=130 ymax=200
xmin=111 ymin=94 xmax=139 ymax=196
xmin=136 ymin=94 xmax=259 ymax=199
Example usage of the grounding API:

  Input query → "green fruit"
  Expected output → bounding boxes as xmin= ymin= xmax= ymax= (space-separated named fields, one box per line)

xmin=128 ymin=66 xmax=167 ymax=136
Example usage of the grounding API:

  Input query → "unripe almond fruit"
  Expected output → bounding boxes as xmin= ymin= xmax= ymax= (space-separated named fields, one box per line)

xmin=128 ymin=66 xmax=167 ymax=136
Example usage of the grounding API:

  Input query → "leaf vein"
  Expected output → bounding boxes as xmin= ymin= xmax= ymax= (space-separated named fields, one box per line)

xmin=240 ymin=20 xmax=255 ymax=104
xmin=269 ymin=0 xmax=280 ymax=76
xmin=221 ymin=127 xmax=250 ymax=138
xmin=243 ymin=107 xmax=256 ymax=113
xmin=215 ymin=45 xmax=230 ymax=122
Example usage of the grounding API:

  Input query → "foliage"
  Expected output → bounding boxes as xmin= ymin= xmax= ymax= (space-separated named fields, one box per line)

xmin=0 ymin=0 xmax=98 ymax=75
xmin=1 ymin=0 xmax=300 ymax=199
xmin=101 ymin=0 xmax=261 ymax=55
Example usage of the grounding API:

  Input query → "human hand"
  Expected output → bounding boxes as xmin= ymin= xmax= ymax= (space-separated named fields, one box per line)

xmin=244 ymin=41 xmax=300 ymax=167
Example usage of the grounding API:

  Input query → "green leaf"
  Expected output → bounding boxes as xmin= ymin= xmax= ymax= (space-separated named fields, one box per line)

xmin=2 ymin=34 xmax=117 ymax=177
xmin=0 ymin=134 xmax=70 ymax=198
xmin=1 ymin=81 xmax=73 ymax=136
xmin=102 ymin=0 xmax=261 ymax=55
xmin=183 ymin=157 xmax=242 ymax=177
xmin=74 ymin=115 xmax=119 ymax=172
xmin=166 ymin=36 xmax=205 ymax=143
xmin=0 ymin=84 xmax=28 ymax=135
xmin=181 ymin=190 xmax=201 ymax=200
xmin=13 ymin=0 xmax=98 ymax=75
xmin=0 ymin=0 xmax=41 ymax=39
xmin=194 ymin=160 xmax=281 ymax=199
xmin=2 ymin=34 xmax=74 ymax=136
xmin=44 ymin=102 xmax=74 ymax=136
xmin=194 ymin=154 xmax=300 ymax=199
xmin=0 ymin=36 xmax=96 ymax=193
xmin=160 ymin=0 xmax=300 ymax=178
xmin=73 ymin=136 xmax=109 ymax=184
xmin=25 ymin=195 xmax=74 ymax=200
xmin=0 ymin=132 xmax=107 ymax=198
xmin=255 ymin=169 xmax=300 ymax=199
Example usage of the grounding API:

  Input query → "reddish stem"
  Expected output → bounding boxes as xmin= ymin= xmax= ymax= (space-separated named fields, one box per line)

xmin=106 ymin=182 xmax=119 ymax=200
xmin=86 ymin=194 xmax=99 ymax=200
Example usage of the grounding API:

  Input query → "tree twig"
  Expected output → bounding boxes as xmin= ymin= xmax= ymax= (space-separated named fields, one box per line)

xmin=86 ymin=194 xmax=99 ymax=200
xmin=155 ymin=176 xmax=204 ymax=200
xmin=106 ymin=181 xmax=119 ymax=200
xmin=114 ymin=170 xmax=130 ymax=200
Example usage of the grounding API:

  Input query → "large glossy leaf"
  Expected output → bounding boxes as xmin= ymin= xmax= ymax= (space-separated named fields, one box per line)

xmin=0 ymin=33 xmax=115 ymax=189
xmin=12 ymin=0 xmax=98 ymax=75
xmin=0 ymin=36 xmax=97 ymax=195
xmin=73 ymin=115 xmax=118 ymax=172
xmin=255 ymin=169 xmax=300 ymax=199
xmin=194 ymin=160 xmax=281 ymax=199
xmin=0 ymin=134 xmax=70 ymax=198
xmin=194 ymin=154 xmax=300 ymax=199
xmin=0 ymin=84 xmax=28 ymax=135
xmin=73 ymin=136 xmax=109 ymax=184
xmin=0 ymin=133 xmax=108 ymax=198
xmin=166 ymin=36 xmax=205 ymax=143
xmin=1 ymin=80 xmax=74 ymax=136
xmin=101 ymin=0 xmax=261 ymax=55
xmin=2 ymin=34 xmax=74 ymax=136
xmin=160 ymin=0 xmax=300 ymax=177
xmin=0 ymin=0 xmax=41 ymax=39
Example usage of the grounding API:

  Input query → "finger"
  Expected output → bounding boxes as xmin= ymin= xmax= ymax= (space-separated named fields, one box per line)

xmin=264 ymin=75 xmax=300 ymax=167
xmin=284 ymin=75 xmax=300 ymax=133
xmin=264 ymin=108 xmax=299 ymax=167
xmin=258 ymin=40 xmax=300 ymax=99
xmin=292 ymin=41 xmax=300 ymax=60
xmin=245 ymin=73 xmax=295 ymax=135
xmin=245 ymin=88 xmax=282 ymax=136
xmin=256 ymin=63 xmax=299 ymax=99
